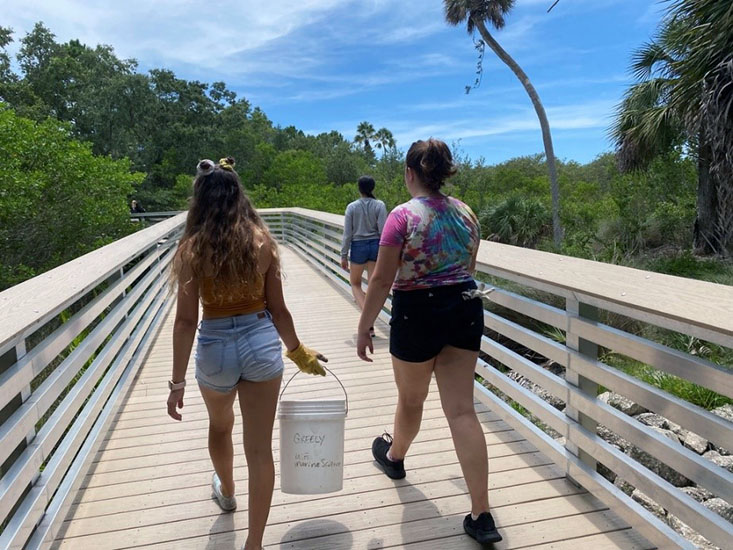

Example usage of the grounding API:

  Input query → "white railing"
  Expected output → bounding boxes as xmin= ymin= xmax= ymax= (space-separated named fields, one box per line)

xmin=2 ymin=208 xmax=731 ymax=550
xmin=0 ymin=213 xmax=186 ymax=550
xmin=259 ymin=207 xmax=733 ymax=550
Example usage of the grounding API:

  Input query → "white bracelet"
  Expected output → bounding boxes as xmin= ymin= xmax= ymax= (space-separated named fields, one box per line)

xmin=168 ymin=379 xmax=186 ymax=391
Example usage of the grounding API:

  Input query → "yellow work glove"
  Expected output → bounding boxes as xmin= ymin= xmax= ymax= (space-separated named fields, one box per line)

xmin=286 ymin=343 xmax=328 ymax=376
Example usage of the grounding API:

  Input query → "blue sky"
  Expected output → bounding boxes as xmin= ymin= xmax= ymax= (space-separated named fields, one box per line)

xmin=2 ymin=0 xmax=665 ymax=164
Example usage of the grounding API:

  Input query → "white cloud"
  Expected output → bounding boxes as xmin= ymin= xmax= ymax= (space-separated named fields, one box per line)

xmin=3 ymin=0 xmax=357 ymax=70
xmin=326 ymin=98 xmax=617 ymax=149
xmin=2 ymin=0 xmax=451 ymax=75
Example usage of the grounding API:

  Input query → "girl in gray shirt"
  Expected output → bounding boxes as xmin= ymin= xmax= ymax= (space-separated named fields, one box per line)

xmin=341 ymin=176 xmax=387 ymax=336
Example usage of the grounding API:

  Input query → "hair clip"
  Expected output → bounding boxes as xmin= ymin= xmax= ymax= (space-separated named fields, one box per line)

xmin=218 ymin=157 xmax=235 ymax=172
xmin=197 ymin=159 xmax=216 ymax=177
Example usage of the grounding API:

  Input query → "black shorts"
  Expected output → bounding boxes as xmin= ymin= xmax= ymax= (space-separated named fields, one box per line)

xmin=389 ymin=281 xmax=484 ymax=363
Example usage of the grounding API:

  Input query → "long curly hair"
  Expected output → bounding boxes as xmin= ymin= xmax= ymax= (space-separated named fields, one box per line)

xmin=171 ymin=158 xmax=279 ymax=300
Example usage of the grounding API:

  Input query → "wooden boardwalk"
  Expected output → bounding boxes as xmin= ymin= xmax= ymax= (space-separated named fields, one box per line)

xmin=53 ymin=247 xmax=653 ymax=550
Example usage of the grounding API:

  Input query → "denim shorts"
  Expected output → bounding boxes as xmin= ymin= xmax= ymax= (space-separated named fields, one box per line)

xmin=389 ymin=280 xmax=484 ymax=363
xmin=350 ymin=238 xmax=379 ymax=264
xmin=195 ymin=310 xmax=284 ymax=392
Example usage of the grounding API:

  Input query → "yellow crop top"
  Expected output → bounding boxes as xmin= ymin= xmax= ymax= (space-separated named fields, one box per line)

xmin=199 ymin=273 xmax=266 ymax=318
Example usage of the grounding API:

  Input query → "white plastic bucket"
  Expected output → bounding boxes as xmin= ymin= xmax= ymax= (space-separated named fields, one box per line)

xmin=278 ymin=369 xmax=348 ymax=494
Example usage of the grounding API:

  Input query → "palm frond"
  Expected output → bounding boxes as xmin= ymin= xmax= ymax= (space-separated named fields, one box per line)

xmin=444 ymin=0 xmax=516 ymax=32
xmin=443 ymin=0 xmax=470 ymax=27
xmin=631 ymin=41 xmax=675 ymax=80
xmin=610 ymin=78 xmax=683 ymax=171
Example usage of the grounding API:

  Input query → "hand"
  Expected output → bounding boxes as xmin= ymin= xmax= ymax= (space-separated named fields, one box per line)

xmin=340 ymin=258 xmax=349 ymax=271
xmin=286 ymin=343 xmax=328 ymax=376
xmin=356 ymin=328 xmax=373 ymax=362
xmin=167 ymin=388 xmax=185 ymax=421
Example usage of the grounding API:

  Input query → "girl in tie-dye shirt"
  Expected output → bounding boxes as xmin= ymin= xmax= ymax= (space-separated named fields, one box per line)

xmin=379 ymin=194 xmax=480 ymax=290
xmin=356 ymin=139 xmax=502 ymax=545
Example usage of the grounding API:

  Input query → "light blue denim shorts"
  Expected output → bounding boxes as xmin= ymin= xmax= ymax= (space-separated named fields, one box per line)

xmin=195 ymin=310 xmax=284 ymax=392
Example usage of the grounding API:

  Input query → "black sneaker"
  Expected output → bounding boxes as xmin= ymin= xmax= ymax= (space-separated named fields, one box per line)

xmin=463 ymin=512 xmax=502 ymax=544
xmin=372 ymin=434 xmax=406 ymax=479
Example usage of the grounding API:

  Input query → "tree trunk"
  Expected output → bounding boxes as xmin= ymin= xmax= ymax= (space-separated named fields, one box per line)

xmin=694 ymin=141 xmax=721 ymax=254
xmin=473 ymin=18 xmax=563 ymax=247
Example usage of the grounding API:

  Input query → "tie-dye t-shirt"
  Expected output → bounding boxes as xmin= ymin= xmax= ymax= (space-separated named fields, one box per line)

xmin=379 ymin=195 xmax=480 ymax=290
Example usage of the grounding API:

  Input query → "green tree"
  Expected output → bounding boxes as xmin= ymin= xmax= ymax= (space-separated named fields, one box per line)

xmin=444 ymin=0 xmax=563 ymax=247
xmin=611 ymin=0 xmax=732 ymax=255
xmin=262 ymin=150 xmax=327 ymax=191
xmin=354 ymin=121 xmax=377 ymax=159
xmin=479 ymin=196 xmax=550 ymax=247
xmin=0 ymin=104 xmax=142 ymax=289
xmin=374 ymin=127 xmax=396 ymax=156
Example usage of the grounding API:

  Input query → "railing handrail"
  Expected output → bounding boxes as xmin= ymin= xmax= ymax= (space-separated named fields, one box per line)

xmin=130 ymin=210 xmax=183 ymax=218
xmin=0 ymin=213 xmax=188 ymax=356
xmin=262 ymin=207 xmax=733 ymax=347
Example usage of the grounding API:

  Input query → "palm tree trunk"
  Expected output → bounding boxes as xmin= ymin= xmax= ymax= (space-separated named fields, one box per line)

xmin=473 ymin=18 xmax=563 ymax=247
xmin=694 ymin=140 xmax=720 ymax=254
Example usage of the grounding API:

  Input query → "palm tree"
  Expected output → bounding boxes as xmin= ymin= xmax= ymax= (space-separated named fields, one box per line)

xmin=354 ymin=121 xmax=376 ymax=158
xmin=444 ymin=0 xmax=563 ymax=247
xmin=611 ymin=0 xmax=732 ymax=255
xmin=374 ymin=127 xmax=396 ymax=156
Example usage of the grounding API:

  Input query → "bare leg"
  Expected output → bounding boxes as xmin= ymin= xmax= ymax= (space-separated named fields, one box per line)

xmin=365 ymin=260 xmax=376 ymax=334
xmin=238 ymin=376 xmax=281 ymax=550
xmin=433 ymin=345 xmax=489 ymax=515
xmin=199 ymin=384 xmax=238 ymax=498
xmin=389 ymin=356 xmax=434 ymax=459
xmin=365 ymin=260 xmax=376 ymax=286
xmin=349 ymin=262 xmax=367 ymax=310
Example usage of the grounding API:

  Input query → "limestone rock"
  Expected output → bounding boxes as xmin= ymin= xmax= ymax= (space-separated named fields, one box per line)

xmin=507 ymin=371 xmax=565 ymax=410
xmin=636 ymin=412 xmax=668 ymax=429
xmin=597 ymin=424 xmax=631 ymax=452
xmin=666 ymin=514 xmax=721 ymax=550
xmin=598 ymin=391 xmax=647 ymax=416
xmin=680 ymin=485 xmax=714 ymax=503
xmin=704 ymin=498 xmax=733 ymax=523
xmin=711 ymin=404 xmax=733 ymax=423
xmin=614 ymin=476 xmax=634 ymax=496
xmin=631 ymin=489 xmax=666 ymax=520
xmin=597 ymin=461 xmax=617 ymax=483
xmin=682 ymin=431 xmax=709 ymax=454
xmin=703 ymin=450 xmax=733 ymax=473
xmin=629 ymin=428 xmax=690 ymax=487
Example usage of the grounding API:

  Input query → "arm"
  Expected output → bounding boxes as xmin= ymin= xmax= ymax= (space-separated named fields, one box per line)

xmin=469 ymin=207 xmax=481 ymax=273
xmin=340 ymin=204 xmax=353 ymax=269
xmin=264 ymin=254 xmax=300 ymax=352
xmin=168 ymin=264 xmax=199 ymax=420
xmin=264 ymin=248 xmax=328 ymax=374
xmin=356 ymin=244 xmax=401 ymax=362
xmin=377 ymin=201 xmax=387 ymax=234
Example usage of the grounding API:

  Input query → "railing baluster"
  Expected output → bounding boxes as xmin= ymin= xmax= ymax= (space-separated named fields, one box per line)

xmin=565 ymin=298 xmax=599 ymax=476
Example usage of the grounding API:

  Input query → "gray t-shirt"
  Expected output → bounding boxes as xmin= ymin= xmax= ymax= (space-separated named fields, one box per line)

xmin=341 ymin=198 xmax=388 ymax=258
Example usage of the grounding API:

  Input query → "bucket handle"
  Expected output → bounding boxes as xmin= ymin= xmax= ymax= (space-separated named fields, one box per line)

xmin=279 ymin=365 xmax=349 ymax=416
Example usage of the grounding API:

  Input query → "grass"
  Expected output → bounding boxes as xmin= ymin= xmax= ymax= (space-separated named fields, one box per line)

xmin=600 ymin=351 xmax=732 ymax=411
xmin=641 ymin=250 xmax=733 ymax=285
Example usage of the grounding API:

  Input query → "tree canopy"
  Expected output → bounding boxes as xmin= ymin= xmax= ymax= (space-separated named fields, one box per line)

xmin=0 ymin=19 xmax=728 ymax=291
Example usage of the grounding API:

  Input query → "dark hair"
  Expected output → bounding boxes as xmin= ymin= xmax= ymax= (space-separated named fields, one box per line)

xmin=357 ymin=175 xmax=376 ymax=198
xmin=172 ymin=157 xmax=279 ymax=297
xmin=405 ymin=138 xmax=457 ymax=191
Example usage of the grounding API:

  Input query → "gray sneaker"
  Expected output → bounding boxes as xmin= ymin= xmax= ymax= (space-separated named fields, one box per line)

xmin=211 ymin=473 xmax=237 ymax=511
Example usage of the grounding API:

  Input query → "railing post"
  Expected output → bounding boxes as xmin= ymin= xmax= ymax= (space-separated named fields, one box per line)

xmin=565 ymin=298 xmax=598 ymax=479
xmin=0 ymin=341 xmax=36 ymax=481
